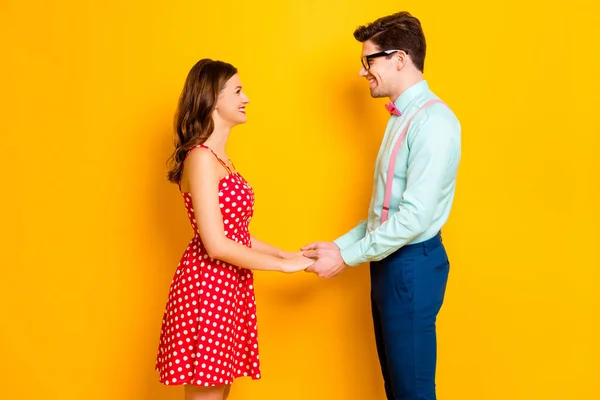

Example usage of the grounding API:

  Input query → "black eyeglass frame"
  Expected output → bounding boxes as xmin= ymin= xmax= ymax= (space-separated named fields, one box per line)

xmin=361 ymin=49 xmax=409 ymax=70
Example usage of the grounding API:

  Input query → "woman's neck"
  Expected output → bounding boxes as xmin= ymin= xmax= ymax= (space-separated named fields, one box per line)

xmin=204 ymin=124 xmax=231 ymax=158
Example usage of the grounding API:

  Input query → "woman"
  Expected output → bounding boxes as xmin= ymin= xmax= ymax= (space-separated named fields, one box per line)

xmin=155 ymin=59 xmax=313 ymax=400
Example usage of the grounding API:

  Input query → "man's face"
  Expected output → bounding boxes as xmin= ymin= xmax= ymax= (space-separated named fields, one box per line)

xmin=359 ymin=40 xmax=400 ymax=99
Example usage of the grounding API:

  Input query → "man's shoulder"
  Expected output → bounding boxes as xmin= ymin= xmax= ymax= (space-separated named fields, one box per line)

xmin=410 ymin=93 xmax=460 ymax=132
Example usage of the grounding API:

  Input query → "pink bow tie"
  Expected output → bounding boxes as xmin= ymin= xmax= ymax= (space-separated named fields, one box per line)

xmin=385 ymin=102 xmax=402 ymax=116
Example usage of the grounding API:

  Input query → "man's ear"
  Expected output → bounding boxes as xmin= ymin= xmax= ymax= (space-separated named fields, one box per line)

xmin=396 ymin=51 xmax=409 ymax=71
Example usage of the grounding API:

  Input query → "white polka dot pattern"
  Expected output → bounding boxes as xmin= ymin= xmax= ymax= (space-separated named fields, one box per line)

xmin=155 ymin=171 xmax=261 ymax=386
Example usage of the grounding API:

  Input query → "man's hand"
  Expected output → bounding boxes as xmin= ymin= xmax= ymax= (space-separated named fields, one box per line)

xmin=301 ymin=241 xmax=348 ymax=279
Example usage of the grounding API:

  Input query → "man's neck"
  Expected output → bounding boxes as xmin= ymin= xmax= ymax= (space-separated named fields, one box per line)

xmin=390 ymin=71 xmax=424 ymax=103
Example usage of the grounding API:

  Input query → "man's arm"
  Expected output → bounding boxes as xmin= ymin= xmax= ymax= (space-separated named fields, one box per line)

xmin=300 ymin=220 xmax=367 ymax=279
xmin=301 ymin=220 xmax=367 ymax=256
xmin=340 ymin=112 xmax=461 ymax=266
xmin=333 ymin=220 xmax=368 ymax=250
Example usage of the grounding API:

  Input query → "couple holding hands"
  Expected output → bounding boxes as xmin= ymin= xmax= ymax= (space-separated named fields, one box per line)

xmin=156 ymin=11 xmax=461 ymax=400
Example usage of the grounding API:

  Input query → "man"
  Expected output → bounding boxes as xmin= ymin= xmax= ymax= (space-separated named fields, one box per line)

xmin=302 ymin=12 xmax=461 ymax=400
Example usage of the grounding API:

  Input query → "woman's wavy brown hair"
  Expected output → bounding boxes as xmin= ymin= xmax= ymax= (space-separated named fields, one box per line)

xmin=167 ymin=59 xmax=237 ymax=183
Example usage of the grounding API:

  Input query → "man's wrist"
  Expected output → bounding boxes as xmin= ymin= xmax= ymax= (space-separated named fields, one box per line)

xmin=339 ymin=244 xmax=364 ymax=267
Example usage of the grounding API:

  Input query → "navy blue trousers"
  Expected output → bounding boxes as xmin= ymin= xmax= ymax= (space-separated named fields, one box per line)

xmin=370 ymin=232 xmax=449 ymax=400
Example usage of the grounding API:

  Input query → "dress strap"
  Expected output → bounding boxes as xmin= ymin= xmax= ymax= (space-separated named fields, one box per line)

xmin=198 ymin=144 xmax=233 ymax=175
xmin=178 ymin=144 xmax=232 ymax=192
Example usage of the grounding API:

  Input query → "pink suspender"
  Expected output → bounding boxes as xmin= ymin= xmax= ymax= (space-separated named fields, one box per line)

xmin=380 ymin=99 xmax=445 ymax=224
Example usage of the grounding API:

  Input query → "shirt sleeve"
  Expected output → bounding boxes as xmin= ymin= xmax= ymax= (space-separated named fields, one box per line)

xmin=339 ymin=111 xmax=461 ymax=266
xmin=333 ymin=220 xmax=367 ymax=250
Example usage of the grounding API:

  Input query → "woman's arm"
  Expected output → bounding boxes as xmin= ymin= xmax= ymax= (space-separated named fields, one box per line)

xmin=186 ymin=148 xmax=311 ymax=273
xmin=250 ymin=235 xmax=299 ymax=259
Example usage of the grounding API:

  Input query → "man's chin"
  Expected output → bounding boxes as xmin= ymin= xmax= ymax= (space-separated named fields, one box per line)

xmin=370 ymin=89 xmax=386 ymax=98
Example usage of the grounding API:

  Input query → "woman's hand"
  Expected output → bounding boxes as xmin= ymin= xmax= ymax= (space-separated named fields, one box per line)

xmin=281 ymin=254 xmax=314 ymax=273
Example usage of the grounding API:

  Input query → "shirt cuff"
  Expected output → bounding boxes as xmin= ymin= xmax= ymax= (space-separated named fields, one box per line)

xmin=333 ymin=236 xmax=354 ymax=251
xmin=339 ymin=243 xmax=366 ymax=267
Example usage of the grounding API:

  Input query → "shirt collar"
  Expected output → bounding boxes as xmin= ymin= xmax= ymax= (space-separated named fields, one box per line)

xmin=393 ymin=80 xmax=429 ymax=115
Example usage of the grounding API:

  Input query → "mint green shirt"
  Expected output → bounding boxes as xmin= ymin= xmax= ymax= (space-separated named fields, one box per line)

xmin=334 ymin=80 xmax=461 ymax=267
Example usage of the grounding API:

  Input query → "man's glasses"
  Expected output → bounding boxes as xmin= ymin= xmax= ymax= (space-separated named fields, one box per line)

xmin=361 ymin=49 xmax=409 ymax=70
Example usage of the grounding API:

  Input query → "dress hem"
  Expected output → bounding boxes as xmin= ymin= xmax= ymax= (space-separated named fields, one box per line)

xmin=157 ymin=369 xmax=261 ymax=387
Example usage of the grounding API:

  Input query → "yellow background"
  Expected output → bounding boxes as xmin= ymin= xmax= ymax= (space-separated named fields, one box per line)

xmin=1 ymin=1 xmax=599 ymax=399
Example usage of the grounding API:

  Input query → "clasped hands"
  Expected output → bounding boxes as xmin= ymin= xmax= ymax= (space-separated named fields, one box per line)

xmin=284 ymin=241 xmax=348 ymax=278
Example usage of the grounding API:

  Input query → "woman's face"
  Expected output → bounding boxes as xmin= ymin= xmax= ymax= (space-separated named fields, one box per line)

xmin=214 ymin=74 xmax=250 ymax=126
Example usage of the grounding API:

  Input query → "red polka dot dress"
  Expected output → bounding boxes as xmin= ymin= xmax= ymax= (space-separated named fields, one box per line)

xmin=156 ymin=144 xmax=261 ymax=387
